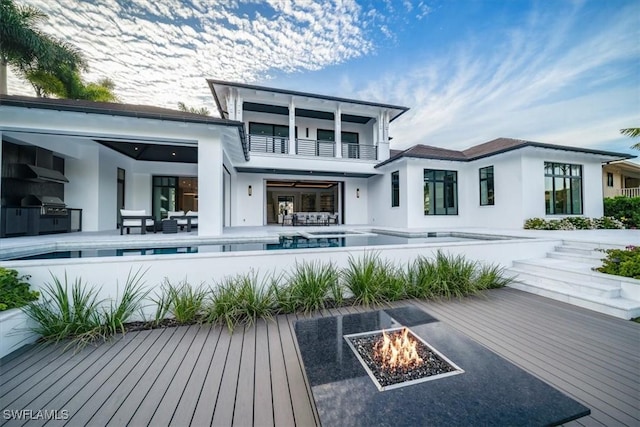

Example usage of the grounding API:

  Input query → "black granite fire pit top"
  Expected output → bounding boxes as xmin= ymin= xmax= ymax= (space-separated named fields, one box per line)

xmin=294 ymin=306 xmax=590 ymax=427
xmin=345 ymin=327 xmax=462 ymax=390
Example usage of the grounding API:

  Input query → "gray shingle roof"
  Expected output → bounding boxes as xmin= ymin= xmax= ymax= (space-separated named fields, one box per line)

xmin=376 ymin=137 xmax=634 ymax=168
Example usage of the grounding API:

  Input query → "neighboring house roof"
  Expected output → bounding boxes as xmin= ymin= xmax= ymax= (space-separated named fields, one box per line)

xmin=602 ymin=160 xmax=640 ymax=178
xmin=0 ymin=94 xmax=249 ymax=161
xmin=376 ymin=137 xmax=636 ymax=168
xmin=207 ymin=79 xmax=409 ymax=123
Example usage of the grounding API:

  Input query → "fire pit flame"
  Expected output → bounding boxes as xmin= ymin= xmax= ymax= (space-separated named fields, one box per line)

xmin=374 ymin=327 xmax=424 ymax=371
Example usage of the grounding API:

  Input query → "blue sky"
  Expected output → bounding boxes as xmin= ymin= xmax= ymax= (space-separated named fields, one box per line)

xmin=8 ymin=0 xmax=640 ymax=158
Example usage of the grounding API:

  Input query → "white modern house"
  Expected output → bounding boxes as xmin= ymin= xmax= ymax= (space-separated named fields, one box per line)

xmin=0 ymin=81 xmax=634 ymax=237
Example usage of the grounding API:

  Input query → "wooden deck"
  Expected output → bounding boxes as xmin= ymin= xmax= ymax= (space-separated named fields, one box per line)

xmin=1 ymin=288 xmax=638 ymax=426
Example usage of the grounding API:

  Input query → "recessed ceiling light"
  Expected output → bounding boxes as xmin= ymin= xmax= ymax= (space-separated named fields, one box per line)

xmin=134 ymin=147 xmax=138 ymax=150
xmin=172 ymin=152 xmax=176 ymax=156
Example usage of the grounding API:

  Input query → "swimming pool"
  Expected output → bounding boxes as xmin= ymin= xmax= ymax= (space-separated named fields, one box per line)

xmin=3 ymin=232 xmax=509 ymax=261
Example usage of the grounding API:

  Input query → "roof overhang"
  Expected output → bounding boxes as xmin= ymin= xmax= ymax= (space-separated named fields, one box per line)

xmin=207 ymin=79 xmax=409 ymax=124
xmin=376 ymin=141 xmax=636 ymax=168
xmin=0 ymin=95 xmax=249 ymax=163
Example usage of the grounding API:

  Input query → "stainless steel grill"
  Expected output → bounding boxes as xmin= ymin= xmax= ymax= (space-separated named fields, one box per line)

xmin=21 ymin=195 xmax=68 ymax=216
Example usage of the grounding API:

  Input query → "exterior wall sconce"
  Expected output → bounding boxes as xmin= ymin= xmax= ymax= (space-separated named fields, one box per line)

xmin=356 ymin=188 xmax=360 ymax=198
xmin=248 ymin=185 xmax=252 ymax=196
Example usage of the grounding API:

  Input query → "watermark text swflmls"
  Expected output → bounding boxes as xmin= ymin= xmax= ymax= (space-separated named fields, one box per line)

xmin=3 ymin=409 xmax=69 ymax=421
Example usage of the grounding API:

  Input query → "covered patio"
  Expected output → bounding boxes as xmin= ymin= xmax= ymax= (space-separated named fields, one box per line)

xmin=1 ymin=288 xmax=638 ymax=426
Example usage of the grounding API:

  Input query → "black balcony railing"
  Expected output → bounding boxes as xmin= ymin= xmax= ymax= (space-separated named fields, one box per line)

xmin=296 ymin=139 xmax=335 ymax=157
xmin=247 ymin=134 xmax=377 ymax=160
xmin=248 ymin=135 xmax=289 ymax=154
xmin=342 ymin=143 xmax=377 ymax=160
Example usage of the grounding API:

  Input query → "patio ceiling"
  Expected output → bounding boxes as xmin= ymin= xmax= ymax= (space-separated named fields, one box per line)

xmin=243 ymin=102 xmax=372 ymax=124
xmin=96 ymin=139 xmax=197 ymax=163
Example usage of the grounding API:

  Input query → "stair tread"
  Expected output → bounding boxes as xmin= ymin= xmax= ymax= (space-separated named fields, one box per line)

xmin=506 ymin=267 xmax=620 ymax=290
xmin=515 ymin=257 xmax=602 ymax=272
xmin=507 ymin=281 xmax=640 ymax=309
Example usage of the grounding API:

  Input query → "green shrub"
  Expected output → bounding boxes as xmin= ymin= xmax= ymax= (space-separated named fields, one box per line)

xmin=604 ymin=196 xmax=640 ymax=228
xmin=341 ymin=252 xmax=401 ymax=306
xmin=206 ymin=272 xmax=275 ymax=330
xmin=406 ymin=252 xmax=511 ymax=297
xmin=162 ymin=279 xmax=207 ymax=324
xmin=22 ymin=270 xmax=149 ymax=348
xmin=101 ymin=269 xmax=149 ymax=336
xmin=595 ymin=246 xmax=640 ymax=279
xmin=475 ymin=264 xmax=514 ymax=290
xmin=523 ymin=216 xmax=624 ymax=230
xmin=0 ymin=268 xmax=39 ymax=311
xmin=275 ymin=260 xmax=339 ymax=313
xmin=22 ymin=273 xmax=104 ymax=344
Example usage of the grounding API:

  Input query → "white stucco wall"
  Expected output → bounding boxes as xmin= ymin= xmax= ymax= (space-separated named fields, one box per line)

xmin=368 ymin=161 xmax=408 ymax=228
xmin=368 ymin=147 xmax=611 ymax=230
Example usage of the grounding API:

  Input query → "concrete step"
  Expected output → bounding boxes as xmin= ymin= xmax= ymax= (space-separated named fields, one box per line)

xmin=554 ymin=245 xmax=605 ymax=256
xmin=561 ymin=240 xmax=625 ymax=251
xmin=512 ymin=258 xmax=624 ymax=287
xmin=507 ymin=280 xmax=640 ymax=320
xmin=547 ymin=251 xmax=604 ymax=265
xmin=506 ymin=267 xmax=621 ymax=298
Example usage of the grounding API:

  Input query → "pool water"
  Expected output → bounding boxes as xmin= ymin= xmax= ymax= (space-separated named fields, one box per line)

xmin=6 ymin=234 xmax=492 ymax=261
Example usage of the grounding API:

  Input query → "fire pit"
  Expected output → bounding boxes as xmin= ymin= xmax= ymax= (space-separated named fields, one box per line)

xmin=294 ymin=306 xmax=590 ymax=426
xmin=344 ymin=327 xmax=463 ymax=391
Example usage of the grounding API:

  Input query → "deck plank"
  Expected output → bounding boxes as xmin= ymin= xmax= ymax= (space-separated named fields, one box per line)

xmin=169 ymin=326 xmax=223 ymax=426
xmin=105 ymin=326 xmax=186 ymax=426
xmin=279 ymin=314 xmax=315 ymax=427
xmin=86 ymin=327 xmax=178 ymax=426
xmin=190 ymin=326 xmax=232 ymax=427
xmin=233 ymin=322 xmax=257 ymax=427
xmin=210 ymin=323 xmax=245 ymax=426
xmin=126 ymin=325 xmax=199 ymax=426
xmin=267 ymin=315 xmax=295 ymax=427
xmin=0 ymin=288 xmax=637 ymax=427
xmin=253 ymin=319 xmax=274 ymax=427
xmin=35 ymin=332 xmax=149 ymax=427
xmin=63 ymin=329 xmax=166 ymax=426
xmin=147 ymin=325 xmax=213 ymax=425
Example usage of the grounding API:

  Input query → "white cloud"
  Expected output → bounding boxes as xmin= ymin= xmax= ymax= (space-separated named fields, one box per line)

xmin=7 ymin=0 xmax=375 ymax=111
xmin=372 ymin=2 xmax=640 ymax=153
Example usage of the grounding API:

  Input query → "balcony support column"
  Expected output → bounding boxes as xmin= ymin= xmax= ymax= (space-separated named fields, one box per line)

xmin=334 ymin=105 xmax=342 ymax=158
xmin=289 ymin=98 xmax=296 ymax=155
xmin=235 ymin=94 xmax=243 ymax=122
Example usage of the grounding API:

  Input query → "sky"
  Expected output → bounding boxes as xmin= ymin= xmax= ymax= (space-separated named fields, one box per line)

xmin=7 ymin=0 xmax=640 ymax=158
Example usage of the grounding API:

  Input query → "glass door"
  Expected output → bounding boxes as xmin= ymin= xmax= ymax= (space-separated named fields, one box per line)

xmin=152 ymin=176 xmax=177 ymax=219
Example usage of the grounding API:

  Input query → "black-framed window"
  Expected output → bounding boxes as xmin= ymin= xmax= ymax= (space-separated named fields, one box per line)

xmin=248 ymin=122 xmax=291 ymax=137
xmin=479 ymin=166 xmax=494 ymax=206
xmin=391 ymin=171 xmax=399 ymax=207
xmin=544 ymin=162 xmax=583 ymax=215
xmin=317 ymin=129 xmax=359 ymax=143
xmin=607 ymin=172 xmax=614 ymax=187
xmin=424 ymin=169 xmax=458 ymax=215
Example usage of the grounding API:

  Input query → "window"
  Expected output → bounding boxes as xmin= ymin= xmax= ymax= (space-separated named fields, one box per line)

xmin=424 ymin=169 xmax=458 ymax=215
xmin=607 ymin=172 xmax=614 ymax=187
xmin=317 ymin=129 xmax=359 ymax=143
xmin=544 ymin=162 xmax=582 ymax=215
xmin=391 ymin=171 xmax=399 ymax=207
xmin=479 ymin=166 xmax=495 ymax=206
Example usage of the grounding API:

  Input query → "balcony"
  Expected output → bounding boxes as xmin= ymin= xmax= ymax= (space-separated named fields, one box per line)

xmin=248 ymin=135 xmax=290 ymax=154
xmin=247 ymin=135 xmax=378 ymax=160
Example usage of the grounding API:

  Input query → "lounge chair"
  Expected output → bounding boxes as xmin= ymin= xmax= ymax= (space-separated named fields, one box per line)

xmin=120 ymin=209 xmax=155 ymax=235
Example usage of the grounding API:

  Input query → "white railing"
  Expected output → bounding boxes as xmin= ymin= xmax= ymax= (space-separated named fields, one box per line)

xmin=620 ymin=187 xmax=640 ymax=197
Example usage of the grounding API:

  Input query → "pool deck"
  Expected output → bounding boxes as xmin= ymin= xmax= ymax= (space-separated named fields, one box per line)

xmin=1 ymin=288 xmax=638 ymax=426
